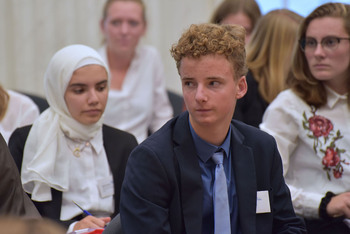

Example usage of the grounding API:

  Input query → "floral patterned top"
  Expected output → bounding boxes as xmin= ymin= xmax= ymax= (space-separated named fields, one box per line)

xmin=260 ymin=87 xmax=350 ymax=219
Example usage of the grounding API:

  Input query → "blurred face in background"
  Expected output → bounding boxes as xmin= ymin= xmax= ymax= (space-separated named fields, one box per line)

xmin=101 ymin=1 xmax=146 ymax=57
xmin=220 ymin=12 xmax=252 ymax=43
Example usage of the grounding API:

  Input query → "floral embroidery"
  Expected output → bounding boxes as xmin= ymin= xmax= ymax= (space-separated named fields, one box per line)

xmin=303 ymin=106 xmax=348 ymax=180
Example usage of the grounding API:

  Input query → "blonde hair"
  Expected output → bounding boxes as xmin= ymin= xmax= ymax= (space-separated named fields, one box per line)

xmin=247 ymin=9 xmax=303 ymax=103
xmin=0 ymin=217 xmax=66 ymax=234
xmin=290 ymin=3 xmax=350 ymax=108
xmin=0 ymin=85 xmax=9 ymax=121
xmin=102 ymin=0 xmax=146 ymax=23
xmin=170 ymin=23 xmax=247 ymax=80
xmin=210 ymin=0 xmax=261 ymax=30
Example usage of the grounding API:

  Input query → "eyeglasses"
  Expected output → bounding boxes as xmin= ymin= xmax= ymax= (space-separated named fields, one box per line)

xmin=299 ymin=36 xmax=350 ymax=52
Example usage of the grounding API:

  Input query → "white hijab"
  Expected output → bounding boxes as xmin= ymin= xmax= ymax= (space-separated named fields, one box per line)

xmin=21 ymin=44 xmax=109 ymax=201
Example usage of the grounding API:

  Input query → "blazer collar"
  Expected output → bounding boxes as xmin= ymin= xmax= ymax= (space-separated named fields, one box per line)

xmin=173 ymin=112 xmax=203 ymax=234
xmin=230 ymin=122 xmax=257 ymax=234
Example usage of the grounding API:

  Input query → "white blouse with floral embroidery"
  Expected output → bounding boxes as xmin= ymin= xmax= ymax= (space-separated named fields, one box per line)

xmin=260 ymin=87 xmax=350 ymax=219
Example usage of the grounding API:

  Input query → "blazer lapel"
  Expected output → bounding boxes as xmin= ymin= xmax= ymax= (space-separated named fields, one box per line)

xmin=173 ymin=113 xmax=203 ymax=234
xmin=231 ymin=125 xmax=257 ymax=234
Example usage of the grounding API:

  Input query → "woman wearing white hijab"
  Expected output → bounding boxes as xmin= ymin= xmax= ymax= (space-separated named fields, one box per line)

xmin=8 ymin=44 xmax=138 ymax=232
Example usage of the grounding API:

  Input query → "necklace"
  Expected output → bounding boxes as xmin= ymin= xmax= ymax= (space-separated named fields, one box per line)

xmin=70 ymin=141 xmax=91 ymax=157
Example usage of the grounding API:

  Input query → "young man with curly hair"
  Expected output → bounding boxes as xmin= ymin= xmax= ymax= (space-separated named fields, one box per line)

xmin=118 ymin=23 xmax=306 ymax=234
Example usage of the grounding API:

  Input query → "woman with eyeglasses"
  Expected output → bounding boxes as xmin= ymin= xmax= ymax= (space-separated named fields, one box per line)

xmin=260 ymin=3 xmax=350 ymax=234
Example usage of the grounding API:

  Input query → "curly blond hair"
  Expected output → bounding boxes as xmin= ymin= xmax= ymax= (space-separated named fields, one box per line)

xmin=170 ymin=23 xmax=248 ymax=80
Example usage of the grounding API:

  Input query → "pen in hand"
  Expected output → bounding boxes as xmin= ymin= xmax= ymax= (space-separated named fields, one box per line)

xmin=73 ymin=200 xmax=92 ymax=216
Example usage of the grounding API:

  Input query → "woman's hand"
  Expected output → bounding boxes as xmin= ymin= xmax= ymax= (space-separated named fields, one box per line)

xmin=73 ymin=216 xmax=111 ymax=231
xmin=327 ymin=192 xmax=350 ymax=218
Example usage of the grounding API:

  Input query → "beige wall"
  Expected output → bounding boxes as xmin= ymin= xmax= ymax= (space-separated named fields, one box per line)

xmin=0 ymin=0 xmax=223 ymax=97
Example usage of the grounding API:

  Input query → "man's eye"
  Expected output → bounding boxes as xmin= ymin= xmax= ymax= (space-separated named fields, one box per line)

xmin=183 ymin=81 xmax=195 ymax=87
xmin=209 ymin=81 xmax=220 ymax=86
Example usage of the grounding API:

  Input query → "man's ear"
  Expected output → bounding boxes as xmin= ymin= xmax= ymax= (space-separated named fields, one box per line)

xmin=236 ymin=76 xmax=247 ymax=99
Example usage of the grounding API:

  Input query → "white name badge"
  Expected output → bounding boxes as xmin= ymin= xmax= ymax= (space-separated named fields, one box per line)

xmin=256 ymin=190 xmax=271 ymax=213
xmin=98 ymin=176 xmax=115 ymax=198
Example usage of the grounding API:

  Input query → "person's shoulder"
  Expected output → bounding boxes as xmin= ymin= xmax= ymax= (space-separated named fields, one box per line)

xmin=137 ymin=116 xmax=177 ymax=152
xmin=11 ymin=124 xmax=32 ymax=136
xmin=138 ymin=44 xmax=157 ymax=52
xmin=8 ymin=125 xmax=32 ymax=147
xmin=232 ymin=119 xmax=274 ymax=143
xmin=269 ymin=89 xmax=306 ymax=111
xmin=273 ymin=89 xmax=300 ymax=102
xmin=102 ymin=124 xmax=137 ymax=140
xmin=137 ymin=45 xmax=161 ymax=58
xmin=145 ymin=118 xmax=175 ymax=141
xmin=8 ymin=90 xmax=38 ymax=107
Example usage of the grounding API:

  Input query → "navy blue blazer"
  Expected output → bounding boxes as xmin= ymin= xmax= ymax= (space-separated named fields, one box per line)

xmin=8 ymin=124 xmax=138 ymax=228
xmin=120 ymin=111 xmax=306 ymax=234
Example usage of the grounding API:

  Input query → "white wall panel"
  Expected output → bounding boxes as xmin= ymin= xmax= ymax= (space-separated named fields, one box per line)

xmin=0 ymin=0 xmax=221 ymax=96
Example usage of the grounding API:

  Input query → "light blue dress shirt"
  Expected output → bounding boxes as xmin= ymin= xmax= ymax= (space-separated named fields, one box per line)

xmin=189 ymin=121 xmax=240 ymax=234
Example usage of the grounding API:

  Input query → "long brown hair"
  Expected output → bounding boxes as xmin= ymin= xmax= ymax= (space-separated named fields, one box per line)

xmin=289 ymin=3 xmax=350 ymax=108
xmin=210 ymin=0 xmax=261 ymax=30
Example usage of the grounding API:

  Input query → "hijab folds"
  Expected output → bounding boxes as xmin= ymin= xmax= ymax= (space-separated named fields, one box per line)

xmin=21 ymin=44 xmax=109 ymax=201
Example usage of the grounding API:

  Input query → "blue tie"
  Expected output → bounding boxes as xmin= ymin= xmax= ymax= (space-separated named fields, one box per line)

xmin=212 ymin=150 xmax=231 ymax=234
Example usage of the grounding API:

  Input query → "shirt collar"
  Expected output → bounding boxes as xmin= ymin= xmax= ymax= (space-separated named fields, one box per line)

xmin=325 ymin=85 xmax=348 ymax=109
xmin=89 ymin=128 xmax=104 ymax=155
xmin=189 ymin=119 xmax=231 ymax=163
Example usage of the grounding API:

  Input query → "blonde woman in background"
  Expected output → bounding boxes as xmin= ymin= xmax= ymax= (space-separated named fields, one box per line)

xmin=0 ymin=85 xmax=39 ymax=143
xmin=210 ymin=0 xmax=261 ymax=43
xmin=99 ymin=0 xmax=173 ymax=143
xmin=234 ymin=9 xmax=303 ymax=127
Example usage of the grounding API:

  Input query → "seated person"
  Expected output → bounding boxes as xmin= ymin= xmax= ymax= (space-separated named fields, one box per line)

xmin=8 ymin=44 xmax=138 ymax=232
xmin=119 ymin=23 xmax=306 ymax=233
xmin=99 ymin=0 xmax=173 ymax=143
